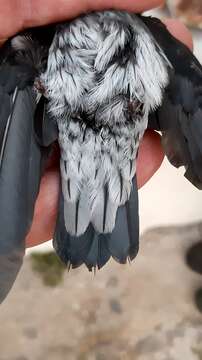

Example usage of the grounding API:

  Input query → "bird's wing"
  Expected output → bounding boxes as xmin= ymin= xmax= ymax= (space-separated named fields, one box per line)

xmin=141 ymin=15 xmax=202 ymax=189
xmin=0 ymin=37 xmax=51 ymax=303
xmin=34 ymin=96 xmax=58 ymax=147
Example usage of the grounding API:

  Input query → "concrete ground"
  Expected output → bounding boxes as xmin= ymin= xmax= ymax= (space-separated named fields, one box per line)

xmin=1 ymin=223 xmax=202 ymax=360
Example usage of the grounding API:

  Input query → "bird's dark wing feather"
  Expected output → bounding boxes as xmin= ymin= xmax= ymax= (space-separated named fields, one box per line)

xmin=0 ymin=40 xmax=51 ymax=303
xmin=141 ymin=15 xmax=202 ymax=189
xmin=34 ymin=96 xmax=58 ymax=147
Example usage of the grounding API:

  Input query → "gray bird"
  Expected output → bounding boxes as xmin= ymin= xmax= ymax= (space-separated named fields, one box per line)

xmin=0 ymin=11 xmax=202 ymax=303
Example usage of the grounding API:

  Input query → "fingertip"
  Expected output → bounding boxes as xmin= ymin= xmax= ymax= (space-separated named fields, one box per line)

xmin=163 ymin=18 xmax=193 ymax=50
xmin=26 ymin=170 xmax=59 ymax=248
xmin=0 ymin=0 xmax=166 ymax=38
xmin=86 ymin=0 xmax=165 ymax=12
xmin=137 ymin=130 xmax=164 ymax=188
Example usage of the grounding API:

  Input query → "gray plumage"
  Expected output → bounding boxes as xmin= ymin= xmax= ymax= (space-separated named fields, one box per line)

xmin=0 ymin=10 xmax=202 ymax=302
xmin=40 ymin=12 xmax=170 ymax=237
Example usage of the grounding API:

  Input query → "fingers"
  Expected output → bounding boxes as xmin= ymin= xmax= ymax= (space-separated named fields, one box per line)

xmin=26 ymin=170 xmax=59 ymax=247
xmin=137 ymin=130 xmax=164 ymax=189
xmin=0 ymin=0 xmax=164 ymax=39
xmin=163 ymin=19 xmax=193 ymax=50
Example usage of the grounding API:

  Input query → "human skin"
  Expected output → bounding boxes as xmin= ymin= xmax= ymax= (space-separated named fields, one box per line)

xmin=0 ymin=0 xmax=193 ymax=247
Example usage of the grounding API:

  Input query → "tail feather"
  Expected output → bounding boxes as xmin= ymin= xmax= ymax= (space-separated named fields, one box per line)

xmin=84 ymin=234 xmax=111 ymax=271
xmin=63 ymin=188 xmax=92 ymax=236
xmin=91 ymin=186 xmax=118 ymax=234
xmin=53 ymin=178 xmax=139 ymax=270
xmin=125 ymin=179 xmax=140 ymax=260
xmin=106 ymin=179 xmax=139 ymax=263
xmin=53 ymin=190 xmax=95 ymax=268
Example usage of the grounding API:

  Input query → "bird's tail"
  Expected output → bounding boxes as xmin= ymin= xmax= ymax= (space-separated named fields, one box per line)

xmin=53 ymin=178 xmax=139 ymax=271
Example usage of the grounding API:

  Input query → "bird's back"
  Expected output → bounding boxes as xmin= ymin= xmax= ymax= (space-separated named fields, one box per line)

xmin=40 ymin=11 xmax=170 ymax=236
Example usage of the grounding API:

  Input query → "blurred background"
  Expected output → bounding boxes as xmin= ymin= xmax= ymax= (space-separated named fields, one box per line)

xmin=1 ymin=2 xmax=202 ymax=360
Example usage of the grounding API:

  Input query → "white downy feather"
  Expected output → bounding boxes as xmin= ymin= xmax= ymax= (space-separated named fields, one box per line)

xmin=41 ymin=11 xmax=171 ymax=236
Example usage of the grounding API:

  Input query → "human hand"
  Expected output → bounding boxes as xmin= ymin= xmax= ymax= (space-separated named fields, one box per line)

xmin=0 ymin=0 xmax=193 ymax=247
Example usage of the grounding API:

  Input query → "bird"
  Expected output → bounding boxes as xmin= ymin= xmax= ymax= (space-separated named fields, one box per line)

xmin=0 ymin=10 xmax=201 ymax=303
